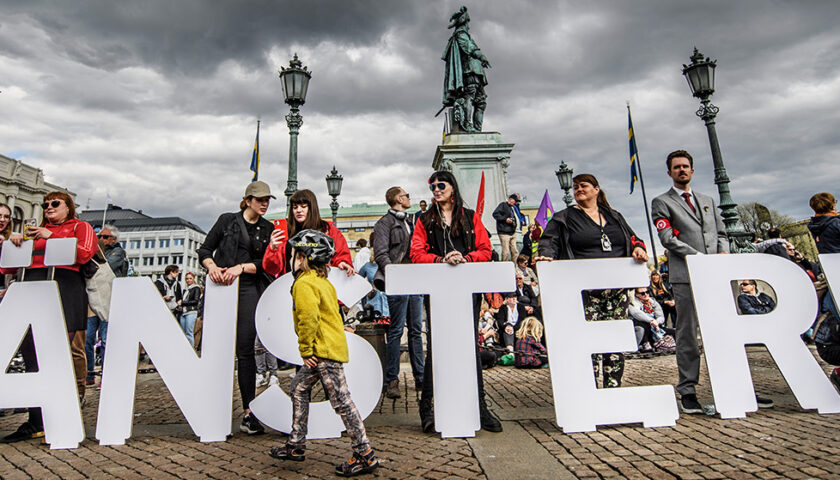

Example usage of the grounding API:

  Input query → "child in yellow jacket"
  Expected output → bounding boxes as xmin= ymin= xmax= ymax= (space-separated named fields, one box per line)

xmin=269 ymin=229 xmax=378 ymax=477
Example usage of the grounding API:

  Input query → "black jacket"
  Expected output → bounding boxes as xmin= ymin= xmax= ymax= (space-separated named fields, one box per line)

xmin=808 ymin=215 xmax=840 ymax=254
xmin=538 ymin=207 xmax=645 ymax=259
xmin=197 ymin=211 xmax=273 ymax=290
xmin=494 ymin=303 xmax=529 ymax=332
xmin=516 ymin=283 xmax=539 ymax=308
xmin=104 ymin=243 xmax=128 ymax=277
xmin=492 ymin=201 xmax=517 ymax=235
xmin=737 ymin=292 xmax=776 ymax=315
xmin=372 ymin=210 xmax=413 ymax=290
xmin=181 ymin=284 xmax=203 ymax=314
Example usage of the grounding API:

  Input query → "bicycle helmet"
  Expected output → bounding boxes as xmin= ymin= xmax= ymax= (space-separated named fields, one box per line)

xmin=289 ymin=229 xmax=335 ymax=265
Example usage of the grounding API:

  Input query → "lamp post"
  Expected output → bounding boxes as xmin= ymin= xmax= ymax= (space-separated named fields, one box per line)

xmin=555 ymin=161 xmax=574 ymax=207
xmin=682 ymin=48 xmax=754 ymax=253
xmin=325 ymin=166 xmax=343 ymax=225
xmin=279 ymin=54 xmax=312 ymax=208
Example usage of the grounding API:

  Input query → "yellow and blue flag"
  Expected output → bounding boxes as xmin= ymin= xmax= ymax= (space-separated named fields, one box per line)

xmin=629 ymin=111 xmax=639 ymax=194
xmin=250 ymin=120 xmax=260 ymax=182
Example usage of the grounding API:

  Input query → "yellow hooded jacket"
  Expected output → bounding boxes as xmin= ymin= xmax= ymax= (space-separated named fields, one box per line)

xmin=291 ymin=271 xmax=349 ymax=363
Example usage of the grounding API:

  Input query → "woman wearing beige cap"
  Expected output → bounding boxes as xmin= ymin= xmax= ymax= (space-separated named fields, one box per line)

xmin=198 ymin=181 xmax=275 ymax=435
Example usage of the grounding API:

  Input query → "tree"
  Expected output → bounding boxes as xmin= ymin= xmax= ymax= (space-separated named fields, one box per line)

xmin=736 ymin=202 xmax=795 ymax=236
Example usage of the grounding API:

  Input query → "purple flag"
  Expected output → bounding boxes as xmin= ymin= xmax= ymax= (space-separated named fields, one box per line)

xmin=534 ymin=190 xmax=555 ymax=230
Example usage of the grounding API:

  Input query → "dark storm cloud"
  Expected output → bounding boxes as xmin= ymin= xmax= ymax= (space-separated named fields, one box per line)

xmin=1 ymin=0 xmax=839 ymax=233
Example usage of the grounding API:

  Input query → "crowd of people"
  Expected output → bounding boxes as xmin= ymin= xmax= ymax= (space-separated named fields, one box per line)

xmin=1 ymin=147 xmax=839 ymax=477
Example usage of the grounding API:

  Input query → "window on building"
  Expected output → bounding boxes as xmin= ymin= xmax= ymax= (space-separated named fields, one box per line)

xmin=120 ymin=241 xmax=127 ymax=250
xmin=130 ymin=240 xmax=141 ymax=249
xmin=128 ymin=258 xmax=137 ymax=266
xmin=174 ymin=238 xmax=184 ymax=246
xmin=143 ymin=257 xmax=153 ymax=266
xmin=158 ymin=256 xmax=169 ymax=265
xmin=340 ymin=228 xmax=349 ymax=232
xmin=172 ymin=255 xmax=183 ymax=264
xmin=12 ymin=207 xmax=24 ymax=233
xmin=159 ymin=239 xmax=170 ymax=248
xmin=354 ymin=227 xmax=366 ymax=232
xmin=145 ymin=239 xmax=155 ymax=249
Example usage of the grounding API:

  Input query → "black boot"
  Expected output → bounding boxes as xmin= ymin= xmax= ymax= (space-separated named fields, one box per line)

xmin=419 ymin=397 xmax=435 ymax=433
xmin=479 ymin=397 xmax=502 ymax=432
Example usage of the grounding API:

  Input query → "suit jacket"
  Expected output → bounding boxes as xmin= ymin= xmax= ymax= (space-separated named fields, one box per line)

xmin=651 ymin=189 xmax=729 ymax=284
xmin=516 ymin=283 xmax=539 ymax=308
xmin=494 ymin=303 xmax=529 ymax=332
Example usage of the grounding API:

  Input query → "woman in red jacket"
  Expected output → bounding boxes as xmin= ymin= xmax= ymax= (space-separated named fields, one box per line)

xmin=263 ymin=189 xmax=353 ymax=277
xmin=410 ymin=170 xmax=500 ymax=434
xmin=1 ymin=191 xmax=97 ymax=443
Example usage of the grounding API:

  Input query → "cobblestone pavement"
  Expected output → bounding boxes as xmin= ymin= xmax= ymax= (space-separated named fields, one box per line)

xmin=1 ymin=347 xmax=838 ymax=479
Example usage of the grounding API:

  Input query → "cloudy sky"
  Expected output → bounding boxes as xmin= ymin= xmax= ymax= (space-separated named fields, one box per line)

xmin=1 ymin=0 xmax=839 ymax=246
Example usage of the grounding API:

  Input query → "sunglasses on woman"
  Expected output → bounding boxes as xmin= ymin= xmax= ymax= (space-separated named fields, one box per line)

xmin=41 ymin=200 xmax=62 ymax=209
xmin=429 ymin=182 xmax=448 ymax=192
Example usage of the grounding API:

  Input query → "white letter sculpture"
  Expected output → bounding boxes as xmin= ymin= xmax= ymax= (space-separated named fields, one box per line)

xmin=249 ymin=269 xmax=382 ymax=438
xmin=0 ymin=282 xmax=84 ymax=449
xmin=537 ymin=258 xmax=678 ymax=432
xmin=96 ymin=277 xmax=238 ymax=444
xmin=386 ymin=262 xmax=515 ymax=438
xmin=688 ymin=254 xmax=840 ymax=418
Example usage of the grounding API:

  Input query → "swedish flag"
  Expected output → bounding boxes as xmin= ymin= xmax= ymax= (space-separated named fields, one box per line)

xmin=629 ymin=111 xmax=639 ymax=194
xmin=250 ymin=120 xmax=260 ymax=182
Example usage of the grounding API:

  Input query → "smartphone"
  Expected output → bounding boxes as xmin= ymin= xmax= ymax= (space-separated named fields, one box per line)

xmin=23 ymin=218 xmax=37 ymax=240
xmin=273 ymin=219 xmax=283 ymax=230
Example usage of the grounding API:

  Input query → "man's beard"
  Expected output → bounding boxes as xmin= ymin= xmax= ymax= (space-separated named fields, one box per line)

xmin=673 ymin=177 xmax=690 ymax=186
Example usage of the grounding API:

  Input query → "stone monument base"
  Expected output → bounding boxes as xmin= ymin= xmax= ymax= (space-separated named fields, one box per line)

xmin=433 ymin=132 xmax=515 ymax=250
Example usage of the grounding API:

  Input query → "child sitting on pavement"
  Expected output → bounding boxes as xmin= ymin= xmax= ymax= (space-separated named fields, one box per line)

xmin=268 ymin=229 xmax=379 ymax=477
xmin=514 ymin=316 xmax=547 ymax=368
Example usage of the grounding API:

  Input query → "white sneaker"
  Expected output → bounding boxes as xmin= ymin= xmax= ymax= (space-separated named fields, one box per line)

xmin=256 ymin=373 xmax=268 ymax=387
xmin=269 ymin=375 xmax=279 ymax=387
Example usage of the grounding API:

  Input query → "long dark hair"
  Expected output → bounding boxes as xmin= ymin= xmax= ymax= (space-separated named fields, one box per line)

xmin=573 ymin=173 xmax=612 ymax=210
xmin=287 ymin=189 xmax=328 ymax=237
xmin=0 ymin=203 xmax=11 ymax=240
xmin=424 ymin=170 xmax=470 ymax=235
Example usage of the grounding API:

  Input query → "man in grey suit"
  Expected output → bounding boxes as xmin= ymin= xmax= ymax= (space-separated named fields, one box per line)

xmin=651 ymin=150 xmax=775 ymax=414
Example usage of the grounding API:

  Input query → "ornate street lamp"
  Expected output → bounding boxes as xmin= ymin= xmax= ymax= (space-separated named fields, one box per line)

xmin=325 ymin=166 xmax=343 ymax=225
xmin=555 ymin=161 xmax=574 ymax=207
xmin=279 ymin=54 xmax=312 ymax=208
xmin=682 ymin=48 xmax=754 ymax=252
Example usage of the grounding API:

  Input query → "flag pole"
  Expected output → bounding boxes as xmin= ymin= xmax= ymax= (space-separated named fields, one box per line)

xmin=627 ymin=102 xmax=659 ymax=269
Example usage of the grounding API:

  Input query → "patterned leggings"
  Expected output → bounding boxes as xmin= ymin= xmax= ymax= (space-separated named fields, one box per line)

xmin=288 ymin=359 xmax=370 ymax=455
xmin=592 ymin=353 xmax=625 ymax=388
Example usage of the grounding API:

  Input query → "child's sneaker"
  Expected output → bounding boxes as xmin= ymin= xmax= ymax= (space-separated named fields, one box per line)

xmin=255 ymin=373 xmax=268 ymax=387
xmin=269 ymin=444 xmax=305 ymax=462
xmin=335 ymin=448 xmax=379 ymax=477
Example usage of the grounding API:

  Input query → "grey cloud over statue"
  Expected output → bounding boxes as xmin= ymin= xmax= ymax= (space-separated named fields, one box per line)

xmin=441 ymin=6 xmax=491 ymax=133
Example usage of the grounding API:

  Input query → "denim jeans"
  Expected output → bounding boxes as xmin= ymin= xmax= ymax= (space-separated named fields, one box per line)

xmin=384 ymin=294 xmax=424 ymax=384
xmin=85 ymin=315 xmax=108 ymax=372
xmin=358 ymin=262 xmax=378 ymax=284
xmin=180 ymin=311 xmax=198 ymax=347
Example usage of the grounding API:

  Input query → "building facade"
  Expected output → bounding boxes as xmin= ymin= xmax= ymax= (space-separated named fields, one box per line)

xmin=79 ymin=205 xmax=206 ymax=281
xmin=0 ymin=154 xmax=76 ymax=231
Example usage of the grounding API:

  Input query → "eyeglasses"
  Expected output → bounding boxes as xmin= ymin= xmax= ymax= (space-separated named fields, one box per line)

xmin=401 ymin=193 xmax=410 ymax=199
xmin=637 ymin=291 xmax=650 ymax=296
xmin=41 ymin=200 xmax=62 ymax=209
xmin=429 ymin=182 xmax=448 ymax=192
xmin=740 ymin=282 xmax=753 ymax=287
xmin=98 ymin=234 xmax=113 ymax=239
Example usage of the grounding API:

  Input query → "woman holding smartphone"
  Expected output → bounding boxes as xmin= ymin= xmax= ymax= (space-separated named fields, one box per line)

xmin=197 ymin=181 xmax=274 ymax=435
xmin=0 ymin=192 xmax=97 ymax=443
xmin=262 ymin=189 xmax=353 ymax=277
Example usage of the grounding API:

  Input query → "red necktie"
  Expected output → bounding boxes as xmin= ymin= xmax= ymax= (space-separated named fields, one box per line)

xmin=681 ymin=192 xmax=697 ymax=214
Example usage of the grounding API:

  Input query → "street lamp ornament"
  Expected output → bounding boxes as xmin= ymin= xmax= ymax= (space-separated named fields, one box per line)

xmin=682 ymin=48 xmax=755 ymax=253
xmin=555 ymin=161 xmax=574 ymax=207
xmin=325 ymin=166 xmax=343 ymax=225
xmin=441 ymin=6 xmax=491 ymax=133
xmin=279 ymin=54 xmax=312 ymax=206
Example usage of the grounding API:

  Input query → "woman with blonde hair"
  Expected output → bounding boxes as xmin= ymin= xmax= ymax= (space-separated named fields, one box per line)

xmin=514 ymin=316 xmax=547 ymax=368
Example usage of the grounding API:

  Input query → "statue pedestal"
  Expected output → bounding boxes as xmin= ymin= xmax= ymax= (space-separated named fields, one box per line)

xmin=433 ymin=132 xmax=515 ymax=246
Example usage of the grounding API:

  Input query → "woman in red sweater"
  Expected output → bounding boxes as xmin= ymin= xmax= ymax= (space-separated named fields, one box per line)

xmin=263 ymin=189 xmax=352 ymax=277
xmin=1 ymin=191 xmax=97 ymax=443
xmin=410 ymin=170 xmax=500 ymax=434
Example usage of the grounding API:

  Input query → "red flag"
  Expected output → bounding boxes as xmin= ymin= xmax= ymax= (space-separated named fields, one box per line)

xmin=475 ymin=171 xmax=486 ymax=218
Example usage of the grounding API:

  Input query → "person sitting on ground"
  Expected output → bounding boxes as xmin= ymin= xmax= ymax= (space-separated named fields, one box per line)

xmin=269 ymin=229 xmax=379 ymax=476
xmin=477 ymin=309 xmax=498 ymax=370
xmin=629 ymin=287 xmax=666 ymax=351
xmin=514 ymin=316 xmax=547 ymax=368
xmin=515 ymin=272 xmax=540 ymax=318
xmin=649 ymin=270 xmax=676 ymax=328
xmin=494 ymin=292 xmax=527 ymax=351
xmin=515 ymin=254 xmax=540 ymax=295
xmin=737 ymin=280 xmax=776 ymax=315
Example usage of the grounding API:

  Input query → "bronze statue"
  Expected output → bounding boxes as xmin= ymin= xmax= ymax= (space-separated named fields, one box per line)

xmin=441 ymin=6 xmax=491 ymax=133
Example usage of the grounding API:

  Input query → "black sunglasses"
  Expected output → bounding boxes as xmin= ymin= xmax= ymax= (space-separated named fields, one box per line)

xmin=41 ymin=200 xmax=62 ymax=209
xmin=98 ymin=234 xmax=113 ymax=239
xmin=740 ymin=282 xmax=753 ymax=287
xmin=637 ymin=290 xmax=650 ymax=295
xmin=429 ymin=182 xmax=448 ymax=192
